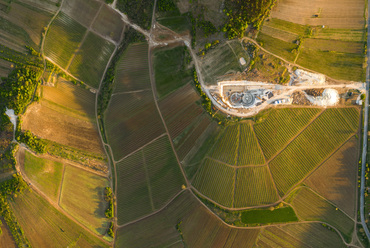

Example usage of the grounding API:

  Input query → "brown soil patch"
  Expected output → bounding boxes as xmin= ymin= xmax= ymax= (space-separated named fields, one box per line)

xmin=304 ymin=136 xmax=359 ymax=217
xmin=292 ymin=91 xmax=312 ymax=105
xmin=271 ymin=0 xmax=365 ymax=29
xmin=304 ymin=88 xmax=324 ymax=97
xmin=22 ymin=102 xmax=104 ymax=155
xmin=0 ymin=217 xmax=16 ymax=248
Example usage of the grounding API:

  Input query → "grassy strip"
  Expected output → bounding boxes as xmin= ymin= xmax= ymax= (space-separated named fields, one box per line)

xmin=241 ymin=207 xmax=298 ymax=224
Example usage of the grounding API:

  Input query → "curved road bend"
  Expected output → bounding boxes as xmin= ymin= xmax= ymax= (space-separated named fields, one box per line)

xmin=360 ymin=0 xmax=370 ymax=241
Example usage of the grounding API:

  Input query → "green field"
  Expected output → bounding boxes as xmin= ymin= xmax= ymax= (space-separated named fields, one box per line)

xmin=59 ymin=165 xmax=109 ymax=235
xmin=68 ymin=31 xmax=115 ymax=88
xmin=234 ymin=166 xmax=279 ymax=207
xmin=116 ymin=136 xmax=185 ymax=224
xmin=254 ymin=108 xmax=321 ymax=160
xmin=157 ymin=16 xmax=190 ymax=33
xmin=241 ymin=207 xmax=298 ymax=224
xmin=257 ymin=32 xmax=297 ymax=62
xmin=210 ymin=123 xmax=265 ymax=166
xmin=269 ymin=108 xmax=359 ymax=196
xmin=288 ymin=187 xmax=354 ymax=242
xmin=154 ymin=45 xmax=193 ymax=98
xmin=114 ymin=42 xmax=150 ymax=93
xmin=193 ymin=158 xmax=235 ymax=207
xmin=296 ymin=48 xmax=364 ymax=82
xmin=10 ymin=190 xmax=108 ymax=248
xmin=264 ymin=18 xmax=307 ymax=36
xmin=23 ymin=151 xmax=63 ymax=203
xmin=44 ymin=12 xmax=86 ymax=68
xmin=116 ymin=0 xmax=154 ymax=30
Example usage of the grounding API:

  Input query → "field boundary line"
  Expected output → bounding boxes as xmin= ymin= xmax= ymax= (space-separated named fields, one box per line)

xmin=57 ymin=163 xmax=66 ymax=206
xmin=266 ymin=108 xmax=325 ymax=163
xmin=189 ymin=189 xmax=354 ymax=247
xmin=65 ymin=3 xmax=104 ymax=71
xmin=297 ymin=185 xmax=356 ymax=222
xmin=265 ymin=162 xmax=281 ymax=201
xmin=205 ymin=156 xmax=267 ymax=168
xmin=114 ymin=133 xmax=167 ymax=163
xmin=116 ymin=189 xmax=187 ymax=229
xmin=281 ymin=133 xmax=358 ymax=199
xmin=111 ymin=88 xmax=152 ymax=96
xmin=142 ymin=150 xmax=155 ymax=211
xmin=251 ymin=123 xmax=267 ymax=164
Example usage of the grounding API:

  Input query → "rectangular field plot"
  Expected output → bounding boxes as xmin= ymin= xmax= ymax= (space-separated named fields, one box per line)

xmin=297 ymin=47 xmax=365 ymax=82
xmin=288 ymin=187 xmax=354 ymax=242
xmin=270 ymin=0 xmax=365 ymax=29
xmin=200 ymin=41 xmax=249 ymax=85
xmin=10 ymin=190 xmax=108 ymax=248
xmin=257 ymin=32 xmax=297 ymax=62
xmin=256 ymin=223 xmax=346 ymax=248
xmin=60 ymin=165 xmax=109 ymax=235
xmin=22 ymin=102 xmax=105 ymax=155
xmin=22 ymin=150 xmax=63 ymax=203
xmin=269 ymin=108 xmax=359 ymax=196
xmin=61 ymin=0 xmax=101 ymax=27
xmin=116 ymin=151 xmax=153 ymax=225
xmin=92 ymin=4 xmax=125 ymax=43
xmin=193 ymin=158 xmax=235 ymax=207
xmin=241 ymin=207 xmax=298 ymax=224
xmin=234 ymin=166 xmax=278 ymax=207
xmin=116 ymin=136 xmax=184 ymax=225
xmin=44 ymin=12 xmax=86 ymax=69
xmin=113 ymin=42 xmax=150 ymax=93
xmin=154 ymin=45 xmax=193 ymax=98
xmin=304 ymin=136 xmax=359 ymax=217
xmin=254 ymin=108 xmax=321 ymax=160
xmin=143 ymin=136 xmax=185 ymax=209
xmin=210 ymin=124 xmax=239 ymax=165
xmin=303 ymin=38 xmax=364 ymax=54
xmin=42 ymin=81 xmax=96 ymax=119
xmin=105 ymin=91 xmax=165 ymax=160
xmin=68 ymin=31 xmax=115 ymax=88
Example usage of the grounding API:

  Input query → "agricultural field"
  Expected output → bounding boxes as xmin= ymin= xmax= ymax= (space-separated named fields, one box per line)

xmin=234 ymin=166 xmax=279 ymax=207
xmin=258 ymin=0 xmax=366 ymax=81
xmin=155 ymin=0 xmax=190 ymax=33
xmin=44 ymin=12 xmax=86 ymax=68
xmin=105 ymin=90 xmax=165 ymax=160
xmin=199 ymin=41 xmax=249 ymax=85
xmin=287 ymin=187 xmax=354 ymax=242
xmin=193 ymin=158 xmax=235 ymax=207
xmin=113 ymin=42 xmax=150 ymax=93
xmin=210 ymin=123 xmax=265 ymax=166
xmin=68 ymin=32 xmax=115 ymax=88
xmin=92 ymin=4 xmax=125 ymax=43
xmin=116 ymin=191 xmax=261 ymax=248
xmin=41 ymin=80 xmax=96 ymax=119
xmin=153 ymin=45 xmax=193 ymax=98
xmin=1 ymin=0 xmax=54 ymax=48
xmin=116 ymin=135 xmax=185 ymax=225
xmin=61 ymin=0 xmax=101 ymax=28
xmin=255 ymin=223 xmax=346 ymax=248
xmin=21 ymin=150 xmax=63 ymax=203
xmin=22 ymin=102 xmax=105 ymax=155
xmin=304 ymin=136 xmax=359 ymax=217
xmin=59 ymin=165 xmax=109 ymax=235
xmin=10 ymin=190 xmax=109 ymax=248
xmin=269 ymin=107 xmax=359 ymax=196
xmin=241 ymin=206 xmax=298 ymax=224
xmin=254 ymin=108 xmax=321 ymax=160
